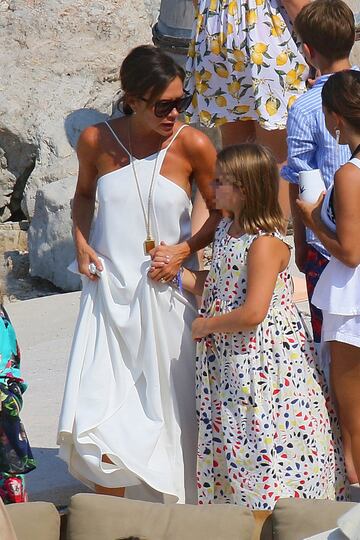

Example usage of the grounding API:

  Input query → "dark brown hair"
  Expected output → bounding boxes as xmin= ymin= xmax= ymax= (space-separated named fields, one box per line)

xmin=118 ymin=45 xmax=185 ymax=114
xmin=294 ymin=0 xmax=355 ymax=61
xmin=322 ymin=70 xmax=360 ymax=132
xmin=217 ymin=144 xmax=285 ymax=234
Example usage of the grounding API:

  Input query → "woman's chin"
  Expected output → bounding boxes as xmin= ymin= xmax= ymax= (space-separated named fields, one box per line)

xmin=159 ymin=123 xmax=175 ymax=135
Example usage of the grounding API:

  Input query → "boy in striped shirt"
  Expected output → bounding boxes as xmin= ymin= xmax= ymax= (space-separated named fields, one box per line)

xmin=281 ymin=0 xmax=356 ymax=347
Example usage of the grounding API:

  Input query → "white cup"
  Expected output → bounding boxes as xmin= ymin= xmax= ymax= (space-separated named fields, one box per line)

xmin=298 ymin=169 xmax=326 ymax=203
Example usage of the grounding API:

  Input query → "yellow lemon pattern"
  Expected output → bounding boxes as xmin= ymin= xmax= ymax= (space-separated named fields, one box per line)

xmin=185 ymin=0 xmax=308 ymax=130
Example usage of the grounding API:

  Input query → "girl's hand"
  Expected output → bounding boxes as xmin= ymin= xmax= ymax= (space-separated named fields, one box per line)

xmin=77 ymin=245 xmax=103 ymax=280
xmin=192 ymin=316 xmax=210 ymax=340
xmin=296 ymin=192 xmax=325 ymax=231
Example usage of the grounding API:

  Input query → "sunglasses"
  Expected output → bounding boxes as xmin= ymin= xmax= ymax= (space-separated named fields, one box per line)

xmin=140 ymin=92 xmax=193 ymax=118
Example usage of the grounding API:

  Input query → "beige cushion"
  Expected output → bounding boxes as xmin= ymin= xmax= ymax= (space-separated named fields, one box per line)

xmin=67 ymin=493 xmax=255 ymax=540
xmin=0 ymin=498 xmax=18 ymax=540
xmin=271 ymin=498 xmax=358 ymax=540
xmin=6 ymin=501 xmax=60 ymax=540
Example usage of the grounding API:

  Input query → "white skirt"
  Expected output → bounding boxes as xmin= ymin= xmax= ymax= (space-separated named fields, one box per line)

xmin=322 ymin=311 xmax=360 ymax=348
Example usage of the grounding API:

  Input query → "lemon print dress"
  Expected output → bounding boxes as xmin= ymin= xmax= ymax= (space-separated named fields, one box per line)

xmin=185 ymin=0 xmax=308 ymax=129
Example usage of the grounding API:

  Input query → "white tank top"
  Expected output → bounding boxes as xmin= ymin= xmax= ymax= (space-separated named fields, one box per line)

xmin=313 ymin=157 xmax=360 ymax=315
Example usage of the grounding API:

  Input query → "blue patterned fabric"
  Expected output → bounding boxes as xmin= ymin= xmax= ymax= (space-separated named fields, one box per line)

xmin=0 ymin=305 xmax=35 ymax=503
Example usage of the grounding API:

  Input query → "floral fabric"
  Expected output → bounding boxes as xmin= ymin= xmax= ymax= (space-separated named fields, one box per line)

xmin=0 ymin=306 xmax=35 ymax=504
xmin=185 ymin=0 xmax=308 ymax=129
xmin=196 ymin=219 xmax=347 ymax=510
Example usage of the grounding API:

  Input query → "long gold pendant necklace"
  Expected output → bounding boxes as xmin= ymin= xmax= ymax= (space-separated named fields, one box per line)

xmin=128 ymin=120 xmax=162 ymax=255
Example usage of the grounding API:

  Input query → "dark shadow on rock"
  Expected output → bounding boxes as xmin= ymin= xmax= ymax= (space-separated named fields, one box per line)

xmin=64 ymin=108 xmax=109 ymax=149
xmin=4 ymin=249 xmax=62 ymax=301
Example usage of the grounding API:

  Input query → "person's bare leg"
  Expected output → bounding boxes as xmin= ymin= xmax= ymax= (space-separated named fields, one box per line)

xmin=255 ymin=125 xmax=290 ymax=221
xmin=94 ymin=454 xmax=126 ymax=497
xmin=330 ymin=341 xmax=360 ymax=484
xmin=341 ymin=426 xmax=358 ymax=485
xmin=220 ymin=119 xmax=255 ymax=148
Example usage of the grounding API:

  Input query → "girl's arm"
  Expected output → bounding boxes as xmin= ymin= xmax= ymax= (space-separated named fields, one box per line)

xmin=192 ymin=236 xmax=288 ymax=338
xmin=296 ymin=165 xmax=360 ymax=268
xmin=181 ymin=268 xmax=209 ymax=297
xmin=280 ymin=0 xmax=309 ymax=21
xmin=72 ymin=126 xmax=102 ymax=280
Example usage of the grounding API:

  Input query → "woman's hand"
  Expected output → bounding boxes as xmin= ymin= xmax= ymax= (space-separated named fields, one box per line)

xmin=77 ymin=244 xmax=103 ymax=280
xmin=149 ymin=241 xmax=189 ymax=282
xmin=192 ymin=316 xmax=210 ymax=340
xmin=296 ymin=192 xmax=325 ymax=231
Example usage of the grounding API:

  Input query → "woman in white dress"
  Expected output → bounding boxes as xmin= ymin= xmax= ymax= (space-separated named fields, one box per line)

xmin=57 ymin=45 xmax=219 ymax=503
xmin=297 ymin=70 xmax=360 ymax=485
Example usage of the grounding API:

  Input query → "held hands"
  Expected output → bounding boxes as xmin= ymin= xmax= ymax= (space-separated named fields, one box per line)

xmin=77 ymin=244 xmax=103 ymax=280
xmin=296 ymin=192 xmax=325 ymax=231
xmin=148 ymin=241 xmax=186 ymax=282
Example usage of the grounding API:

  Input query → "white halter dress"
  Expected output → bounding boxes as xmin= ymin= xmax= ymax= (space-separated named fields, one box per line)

xmin=57 ymin=123 xmax=198 ymax=503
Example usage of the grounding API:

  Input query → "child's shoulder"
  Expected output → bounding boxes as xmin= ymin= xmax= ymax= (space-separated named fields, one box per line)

xmin=288 ymin=83 xmax=323 ymax=118
xmin=247 ymin=230 xmax=291 ymax=253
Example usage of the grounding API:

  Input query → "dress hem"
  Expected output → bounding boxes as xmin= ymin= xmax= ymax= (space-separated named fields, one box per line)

xmin=322 ymin=331 xmax=360 ymax=348
xmin=57 ymin=435 xmax=181 ymax=503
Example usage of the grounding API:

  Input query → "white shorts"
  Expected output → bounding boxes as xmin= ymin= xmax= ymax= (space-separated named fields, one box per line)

xmin=322 ymin=311 xmax=360 ymax=348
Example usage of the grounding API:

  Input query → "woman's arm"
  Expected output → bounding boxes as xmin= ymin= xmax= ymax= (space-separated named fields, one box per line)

xmin=191 ymin=189 xmax=210 ymax=269
xmin=181 ymin=268 xmax=209 ymax=296
xmin=72 ymin=126 xmax=102 ymax=280
xmin=296 ymin=165 xmax=360 ymax=267
xmin=280 ymin=0 xmax=310 ymax=22
xmin=149 ymin=129 xmax=221 ymax=281
xmin=192 ymin=236 xmax=288 ymax=338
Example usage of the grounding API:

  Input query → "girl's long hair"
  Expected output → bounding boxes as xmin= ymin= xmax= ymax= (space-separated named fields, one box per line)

xmin=217 ymin=143 xmax=286 ymax=234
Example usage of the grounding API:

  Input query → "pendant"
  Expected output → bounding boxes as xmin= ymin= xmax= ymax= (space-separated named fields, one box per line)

xmin=144 ymin=239 xmax=155 ymax=255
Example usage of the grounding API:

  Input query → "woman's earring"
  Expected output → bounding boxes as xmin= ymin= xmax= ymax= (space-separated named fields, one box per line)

xmin=335 ymin=128 xmax=341 ymax=146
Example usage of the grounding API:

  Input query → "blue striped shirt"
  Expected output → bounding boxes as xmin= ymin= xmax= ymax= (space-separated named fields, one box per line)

xmin=281 ymin=72 xmax=353 ymax=258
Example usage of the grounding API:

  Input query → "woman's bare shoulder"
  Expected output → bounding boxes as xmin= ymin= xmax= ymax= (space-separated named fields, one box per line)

xmin=77 ymin=119 xmax=125 ymax=157
xmin=179 ymin=123 xmax=217 ymax=159
xmin=335 ymin=162 xmax=360 ymax=194
xmin=77 ymin=123 xmax=105 ymax=153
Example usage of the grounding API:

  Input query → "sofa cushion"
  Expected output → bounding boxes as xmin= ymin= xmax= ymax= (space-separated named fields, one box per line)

xmin=6 ymin=501 xmax=60 ymax=540
xmin=0 ymin=499 xmax=18 ymax=540
xmin=271 ymin=498 xmax=358 ymax=540
xmin=67 ymin=493 xmax=255 ymax=540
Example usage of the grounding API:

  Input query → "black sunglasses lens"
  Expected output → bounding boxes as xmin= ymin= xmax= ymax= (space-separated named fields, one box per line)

xmin=154 ymin=94 xmax=193 ymax=117
xmin=177 ymin=94 xmax=193 ymax=113
xmin=154 ymin=101 xmax=172 ymax=117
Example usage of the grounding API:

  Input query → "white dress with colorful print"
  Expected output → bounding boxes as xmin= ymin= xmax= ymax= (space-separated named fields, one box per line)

xmin=185 ymin=0 xmax=308 ymax=129
xmin=196 ymin=220 xmax=346 ymax=510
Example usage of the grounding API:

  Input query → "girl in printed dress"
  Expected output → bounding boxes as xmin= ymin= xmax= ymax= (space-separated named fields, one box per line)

xmin=180 ymin=144 xmax=346 ymax=509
